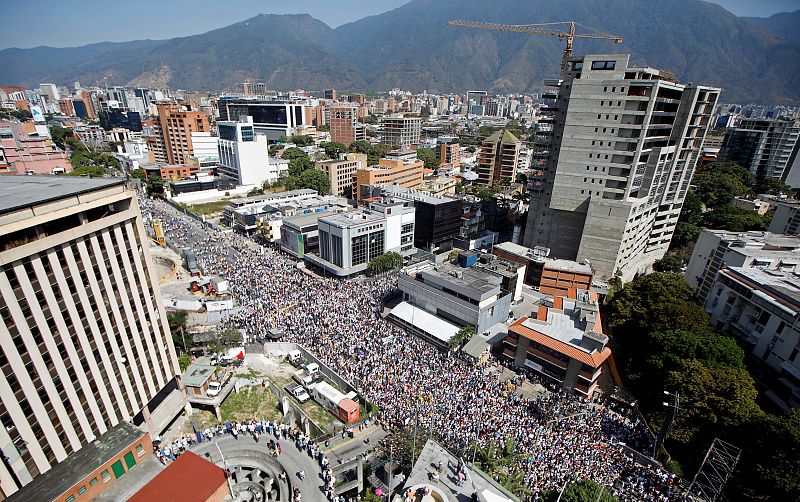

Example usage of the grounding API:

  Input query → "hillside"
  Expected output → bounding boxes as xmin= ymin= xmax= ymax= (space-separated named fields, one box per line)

xmin=743 ymin=10 xmax=800 ymax=45
xmin=1 ymin=0 xmax=799 ymax=103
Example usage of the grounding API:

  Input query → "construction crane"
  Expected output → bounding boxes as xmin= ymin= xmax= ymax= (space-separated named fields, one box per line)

xmin=447 ymin=20 xmax=623 ymax=75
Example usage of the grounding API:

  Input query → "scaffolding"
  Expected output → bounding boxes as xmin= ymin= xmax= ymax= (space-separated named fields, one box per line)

xmin=687 ymin=438 xmax=741 ymax=501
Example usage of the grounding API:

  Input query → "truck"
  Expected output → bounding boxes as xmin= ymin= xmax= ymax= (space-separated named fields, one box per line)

xmin=219 ymin=347 xmax=245 ymax=366
xmin=292 ymin=370 xmax=320 ymax=390
xmin=310 ymin=381 xmax=360 ymax=424
xmin=305 ymin=363 xmax=320 ymax=378
xmin=206 ymin=380 xmax=223 ymax=397
xmin=288 ymin=350 xmax=303 ymax=367
xmin=286 ymin=383 xmax=310 ymax=403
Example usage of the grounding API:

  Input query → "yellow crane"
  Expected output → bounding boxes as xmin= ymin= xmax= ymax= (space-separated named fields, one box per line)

xmin=447 ymin=20 xmax=623 ymax=75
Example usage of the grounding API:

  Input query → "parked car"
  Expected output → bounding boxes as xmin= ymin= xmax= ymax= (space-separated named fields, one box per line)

xmin=286 ymin=383 xmax=310 ymax=403
xmin=207 ymin=380 xmax=222 ymax=397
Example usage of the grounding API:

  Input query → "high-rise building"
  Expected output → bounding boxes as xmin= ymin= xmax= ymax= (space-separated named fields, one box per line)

xmin=217 ymin=97 xmax=306 ymax=142
xmin=769 ymin=201 xmax=800 ymax=235
xmin=355 ymin=149 xmax=424 ymax=199
xmin=328 ymin=105 xmax=365 ymax=146
xmin=476 ymin=130 xmax=521 ymax=187
xmin=379 ymin=116 xmax=421 ymax=147
xmin=315 ymin=153 xmax=366 ymax=198
xmin=98 ymin=109 xmax=142 ymax=133
xmin=217 ymin=116 xmax=285 ymax=186
xmin=523 ymin=54 xmax=720 ymax=281
xmin=437 ymin=137 xmax=461 ymax=167
xmin=721 ymin=117 xmax=800 ymax=187
xmin=323 ymin=89 xmax=337 ymax=100
xmin=0 ymin=176 xmax=181 ymax=497
xmin=156 ymin=101 xmax=210 ymax=165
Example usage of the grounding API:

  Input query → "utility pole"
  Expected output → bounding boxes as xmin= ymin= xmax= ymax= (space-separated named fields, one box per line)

xmin=214 ymin=443 xmax=234 ymax=498
xmin=654 ymin=390 xmax=680 ymax=459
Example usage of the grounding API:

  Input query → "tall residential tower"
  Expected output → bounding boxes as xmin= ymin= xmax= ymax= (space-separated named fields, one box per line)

xmin=523 ymin=54 xmax=719 ymax=281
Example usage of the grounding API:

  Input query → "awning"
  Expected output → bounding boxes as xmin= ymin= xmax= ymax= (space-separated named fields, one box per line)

xmin=389 ymin=302 xmax=459 ymax=344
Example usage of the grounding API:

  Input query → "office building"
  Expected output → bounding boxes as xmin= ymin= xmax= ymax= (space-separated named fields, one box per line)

xmin=217 ymin=116 xmax=285 ymax=187
xmin=704 ymin=267 xmax=800 ymax=410
xmin=492 ymin=242 xmax=594 ymax=296
xmin=437 ymin=137 xmax=461 ymax=168
xmin=769 ymin=201 xmax=800 ymax=235
xmin=0 ymin=176 xmax=181 ymax=497
xmin=98 ymin=109 xmax=142 ymax=133
xmin=315 ymin=153 xmax=366 ymax=198
xmin=685 ymin=230 xmax=800 ymax=303
xmin=323 ymin=89 xmax=337 ymax=100
xmin=502 ymin=291 xmax=615 ymax=398
xmin=156 ymin=101 xmax=210 ymax=165
xmin=476 ymin=130 xmax=522 ymax=187
xmin=722 ymin=117 xmax=800 ymax=186
xmin=217 ymin=97 xmax=306 ymax=141
xmin=328 ymin=105 xmax=365 ymax=146
xmin=356 ymin=149 xmax=424 ymax=199
xmin=363 ymin=185 xmax=462 ymax=252
xmin=379 ymin=116 xmax=421 ymax=147
xmin=466 ymin=91 xmax=487 ymax=108
xmin=395 ymin=258 xmax=515 ymax=341
xmin=279 ymin=210 xmax=336 ymax=258
xmin=308 ymin=202 xmax=416 ymax=277
xmin=189 ymin=132 xmax=219 ymax=165
xmin=523 ymin=54 xmax=720 ymax=282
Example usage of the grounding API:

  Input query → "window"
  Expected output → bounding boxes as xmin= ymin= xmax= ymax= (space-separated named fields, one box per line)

xmin=78 ymin=486 xmax=87 ymax=495
xmin=89 ymin=477 xmax=98 ymax=487
xmin=136 ymin=444 xmax=145 ymax=457
xmin=591 ymin=60 xmax=616 ymax=70
xmin=66 ymin=497 xmax=75 ymax=502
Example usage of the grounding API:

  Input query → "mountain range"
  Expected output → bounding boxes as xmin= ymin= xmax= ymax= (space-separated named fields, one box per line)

xmin=1 ymin=0 xmax=799 ymax=104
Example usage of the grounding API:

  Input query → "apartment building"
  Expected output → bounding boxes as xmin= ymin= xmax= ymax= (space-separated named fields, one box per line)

xmin=379 ymin=116 xmax=421 ymax=147
xmin=355 ymin=149 xmax=424 ymax=199
xmin=722 ymin=117 xmax=800 ymax=186
xmin=315 ymin=153 xmax=366 ymax=198
xmin=685 ymin=230 xmax=800 ymax=303
xmin=0 ymin=176 xmax=181 ymax=498
xmin=328 ymin=105 xmax=365 ymax=146
xmin=502 ymin=291 xmax=615 ymax=398
xmin=156 ymin=102 xmax=210 ymax=165
xmin=768 ymin=201 xmax=800 ymax=236
xmin=523 ymin=54 xmax=720 ymax=282
xmin=476 ymin=130 xmax=522 ymax=187
xmin=437 ymin=137 xmax=461 ymax=167
xmin=492 ymin=242 xmax=594 ymax=296
xmin=217 ymin=115 xmax=285 ymax=187
xmin=704 ymin=267 xmax=800 ymax=410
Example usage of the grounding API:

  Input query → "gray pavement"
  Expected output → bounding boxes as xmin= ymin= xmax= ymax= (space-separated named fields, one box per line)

xmin=323 ymin=423 xmax=388 ymax=464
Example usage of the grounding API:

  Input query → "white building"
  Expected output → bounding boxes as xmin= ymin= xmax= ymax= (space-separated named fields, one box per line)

xmin=523 ymin=54 xmax=720 ymax=282
xmin=308 ymin=201 xmax=416 ymax=277
xmin=769 ymin=201 xmax=800 ymax=235
xmin=217 ymin=116 xmax=286 ymax=187
xmin=704 ymin=267 xmax=800 ymax=411
xmin=686 ymin=230 xmax=800 ymax=304
xmin=0 ymin=176 xmax=181 ymax=497
xmin=189 ymin=131 xmax=219 ymax=165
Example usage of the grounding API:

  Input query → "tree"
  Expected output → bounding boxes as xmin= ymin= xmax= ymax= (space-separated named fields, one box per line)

xmin=415 ymin=147 xmax=440 ymax=170
xmin=49 ymin=125 xmax=74 ymax=150
xmin=667 ymin=359 xmax=762 ymax=445
xmin=178 ymin=354 xmax=192 ymax=372
xmin=670 ymin=222 xmax=700 ymax=249
xmin=692 ymin=162 xmax=753 ymax=208
xmin=560 ymin=479 xmax=619 ymax=502
xmin=282 ymin=147 xmax=312 ymax=177
xmin=349 ymin=140 xmax=371 ymax=154
xmin=129 ymin=168 xmax=147 ymax=181
xmin=652 ymin=255 xmax=684 ymax=272
xmin=449 ymin=325 xmax=475 ymax=349
xmin=316 ymin=124 xmax=330 ymax=132
xmin=167 ymin=310 xmax=189 ymax=352
xmin=367 ymin=143 xmax=393 ymax=165
xmin=146 ymin=175 xmax=165 ymax=198
xmin=289 ymin=135 xmax=314 ymax=147
xmin=367 ymin=251 xmax=403 ymax=275
xmin=756 ymin=177 xmax=792 ymax=196
xmin=515 ymin=173 xmax=528 ymax=185
xmin=322 ymin=141 xmax=347 ymax=159
xmin=359 ymin=115 xmax=378 ymax=125
xmin=701 ymin=204 xmax=771 ymax=232
xmin=296 ymin=169 xmax=330 ymax=195
xmin=678 ymin=191 xmax=704 ymax=225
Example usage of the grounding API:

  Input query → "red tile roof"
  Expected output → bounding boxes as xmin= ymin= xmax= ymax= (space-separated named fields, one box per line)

xmin=129 ymin=451 xmax=227 ymax=502
xmin=509 ymin=317 xmax=611 ymax=368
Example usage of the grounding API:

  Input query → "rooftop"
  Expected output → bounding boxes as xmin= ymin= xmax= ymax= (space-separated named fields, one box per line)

xmin=493 ymin=242 xmax=594 ymax=274
xmin=708 ymin=230 xmax=800 ymax=252
xmin=320 ymin=209 xmax=385 ymax=228
xmin=182 ymin=363 xmax=215 ymax=387
xmin=721 ymin=267 xmax=800 ymax=314
xmin=389 ymin=301 xmax=460 ymax=345
xmin=283 ymin=210 xmax=337 ymax=229
xmin=128 ymin=451 xmax=227 ymax=502
xmin=227 ymin=189 xmax=317 ymax=207
xmin=484 ymin=129 xmax=521 ymax=145
xmin=7 ymin=422 xmax=147 ymax=502
xmin=0 ymin=175 xmax=124 ymax=215
xmin=377 ymin=185 xmax=459 ymax=205
xmin=414 ymin=261 xmax=502 ymax=296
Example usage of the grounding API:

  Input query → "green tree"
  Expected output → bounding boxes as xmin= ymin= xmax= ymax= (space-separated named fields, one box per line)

xmin=146 ymin=175 xmax=165 ymax=198
xmin=561 ymin=479 xmax=619 ymax=502
xmin=282 ymin=147 xmax=312 ymax=177
xmin=735 ymin=410 xmax=800 ymax=500
xmin=415 ymin=147 xmax=440 ymax=170
xmin=652 ymin=255 xmax=684 ymax=272
xmin=322 ymin=141 xmax=348 ymax=159
xmin=349 ymin=140 xmax=371 ymax=154
xmin=670 ymin=222 xmax=700 ymax=249
xmin=449 ymin=325 xmax=475 ymax=349
xmin=359 ymin=115 xmax=378 ymax=125
xmin=129 ymin=168 xmax=147 ymax=181
xmin=756 ymin=177 xmax=792 ymax=195
xmin=296 ymin=169 xmax=330 ymax=194
xmin=49 ymin=125 xmax=74 ymax=150
xmin=367 ymin=143 xmax=393 ymax=165
xmin=692 ymin=162 xmax=753 ymax=208
xmin=667 ymin=359 xmax=762 ymax=445
xmin=701 ymin=204 xmax=771 ymax=232
xmin=316 ymin=124 xmax=330 ymax=132
xmin=679 ymin=191 xmax=704 ymax=225
xmin=178 ymin=354 xmax=192 ymax=372
xmin=289 ymin=135 xmax=314 ymax=147
xmin=167 ymin=310 xmax=189 ymax=352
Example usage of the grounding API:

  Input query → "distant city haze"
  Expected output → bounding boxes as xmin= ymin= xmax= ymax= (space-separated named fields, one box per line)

xmin=0 ymin=0 xmax=797 ymax=50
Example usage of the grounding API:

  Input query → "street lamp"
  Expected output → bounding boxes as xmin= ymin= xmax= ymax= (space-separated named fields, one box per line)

xmin=654 ymin=389 xmax=680 ymax=459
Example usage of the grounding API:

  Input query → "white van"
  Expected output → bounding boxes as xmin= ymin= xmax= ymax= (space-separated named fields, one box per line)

xmin=207 ymin=381 xmax=222 ymax=397
xmin=305 ymin=363 xmax=320 ymax=378
xmin=288 ymin=350 xmax=303 ymax=367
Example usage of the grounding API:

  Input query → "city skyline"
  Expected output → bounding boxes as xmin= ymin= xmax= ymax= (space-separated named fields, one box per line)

xmin=1 ymin=0 xmax=798 ymax=50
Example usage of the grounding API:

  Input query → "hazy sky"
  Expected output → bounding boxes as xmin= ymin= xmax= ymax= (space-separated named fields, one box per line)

xmin=1 ymin=0 xmax=798 ymax=50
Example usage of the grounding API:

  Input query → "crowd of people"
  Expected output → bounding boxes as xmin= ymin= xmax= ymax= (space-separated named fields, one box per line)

xmin=140 ymin=196 xmax=682 ymax=501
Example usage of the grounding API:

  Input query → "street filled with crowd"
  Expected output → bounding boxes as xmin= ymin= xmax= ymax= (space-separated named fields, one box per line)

xmin=141 ymin=197 xmax=682 ymax=501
